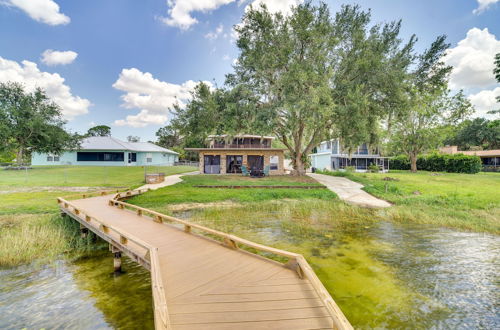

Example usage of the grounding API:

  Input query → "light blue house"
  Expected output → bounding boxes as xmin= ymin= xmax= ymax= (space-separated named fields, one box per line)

xmin=309 ymin=139 xmax=389 ymax=172
xmin=32 ymin=136 xmax=179 ymax=166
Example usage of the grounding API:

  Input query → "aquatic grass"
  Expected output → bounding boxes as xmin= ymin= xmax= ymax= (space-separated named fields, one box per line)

xmin=0 ymin=166 xmax=197 ymax=267
xmin=0 ymin=214 xmax=105 ymax=267
xmin=162 ymin=200 xmax=447 ymax=328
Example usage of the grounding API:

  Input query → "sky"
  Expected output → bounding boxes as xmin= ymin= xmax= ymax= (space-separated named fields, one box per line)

xmin=0 ymin=0 xmax=499 ymax=142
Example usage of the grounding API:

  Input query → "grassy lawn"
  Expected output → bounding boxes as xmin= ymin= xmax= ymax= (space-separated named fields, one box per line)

xmin=319 ymin=170 xmax=500 ymax=233
xmin=0 ymin=165 xmax=197 ymax=267
xmin=128 ymin=175 xmax=335 ymax=208
xmin=188 ymin=174 xmax=322 ymax=186
xmin=0 ymin=165 xmax=196 ymax=188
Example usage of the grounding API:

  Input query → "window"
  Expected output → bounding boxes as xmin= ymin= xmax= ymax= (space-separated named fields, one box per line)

xmin=226 ymin=155 xmax=243 ymax=173
xmin=326 ymin=141 xmax=331 ymax=150
xmin=146 ymin=153 xmax=153 ymax=163
xmin=46 ymin=154 xmax=59 ymax=162
xmin=332 ymin=140 xmax=338 ymax=154
xmin=77 ymin=152 xmax=124 ymax=162
xmin=270 ymin=155 xmax=279 ymax=170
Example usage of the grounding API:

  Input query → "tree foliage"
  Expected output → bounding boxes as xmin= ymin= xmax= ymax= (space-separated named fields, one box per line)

xmin=86 ymin=125 xmax=111 ymax=137
xmin=127 ymin=135 xmax=140 ymax=142
xmin=227 ymin=2 xmax=415 ymax=174
xmin=389 ymin=37 xmax=473 ymax=172
xmin=445 ymin=118 xmax=500 ymax=150
xmin=0 ymin=82 xmax=80 ymax=165
xmin=494 ymin=53 xmax=500 ymax=83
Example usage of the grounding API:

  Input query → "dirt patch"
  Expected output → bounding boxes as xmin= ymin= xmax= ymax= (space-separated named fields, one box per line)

xmin=0 ymin=186 xmax=126 ymax=194
xmin=167 ymin=201 xmax=242 ymax=212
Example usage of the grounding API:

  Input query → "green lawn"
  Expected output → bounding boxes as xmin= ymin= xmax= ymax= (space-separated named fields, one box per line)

xmin=319 ymin=170 xmax=500 ymax=233
xmin=0 ymin=165 xmax=197 ymax=266
xmin=187 ymin=174 xmax=322 ymax=186
xmin=127 ymin=175 xmax=336 ymax=209
xmin=0 ymin=165 xmax=197 ymax=188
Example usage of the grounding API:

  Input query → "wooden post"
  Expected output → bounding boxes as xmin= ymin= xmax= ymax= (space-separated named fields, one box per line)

xmin=111 ymin=245 xmax=122 ymax=273
xmin=80 ymin=224 xmax=88 ymax=239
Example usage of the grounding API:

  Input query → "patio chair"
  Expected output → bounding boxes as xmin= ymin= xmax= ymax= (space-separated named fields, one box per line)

xmin=241 ymin=165 xmax=250 ymax=176
xmin=263 ymin=165 xmax=270 ymax=176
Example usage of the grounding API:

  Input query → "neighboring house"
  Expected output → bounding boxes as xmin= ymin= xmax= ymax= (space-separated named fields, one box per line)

xmin=440 ymin=146 xmax=500 ymax=169
xmin=31 ymin=136 xmax=179 ymax=166
xmin=185 ymin=134 xmax=285 ymax=175
xmin=309 ymin=139 xmax=389 ymax=172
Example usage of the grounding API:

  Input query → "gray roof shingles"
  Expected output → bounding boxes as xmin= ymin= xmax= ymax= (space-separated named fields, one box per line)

xmin=78 ymin=136 xmax=178 ymax=154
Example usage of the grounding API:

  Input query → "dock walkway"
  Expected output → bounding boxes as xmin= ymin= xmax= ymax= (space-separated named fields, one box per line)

xmin=58 ymin=188 xmax=351 ymax=330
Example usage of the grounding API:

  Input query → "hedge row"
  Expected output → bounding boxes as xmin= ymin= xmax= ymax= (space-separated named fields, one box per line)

xmin=391 ymin=154 xmax=482 ymax=174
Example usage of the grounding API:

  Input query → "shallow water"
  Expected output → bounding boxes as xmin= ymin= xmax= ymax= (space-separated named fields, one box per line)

xmin=0 ymin=250 xmax=153 ymax=330
xmin=0 ymin=218 xmax=498 ymax=329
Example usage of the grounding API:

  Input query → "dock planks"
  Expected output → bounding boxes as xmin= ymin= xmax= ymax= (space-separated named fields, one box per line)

xmin=58 ymin=192 xmax=352 ymax=330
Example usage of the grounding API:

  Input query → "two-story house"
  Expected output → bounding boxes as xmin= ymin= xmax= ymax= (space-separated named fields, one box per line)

xmin=185 ymin=135 xmax=286 ymax=175
xmin=309 ymin=139 xmax=389 ymax=172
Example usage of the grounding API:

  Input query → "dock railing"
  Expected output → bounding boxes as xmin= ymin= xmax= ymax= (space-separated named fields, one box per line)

xmin=57 ymin=196 xmax=171 ymax=330
xmin=108 ymin=190 xmax=352 ymax=330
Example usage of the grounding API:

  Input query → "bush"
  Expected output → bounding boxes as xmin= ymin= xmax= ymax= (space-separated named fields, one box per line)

xmin=368 ymin=163 xmax=379 ymax=173
xmin=391 ymin=155 xmax=410 ymax=170
xmin=390 ymin=153 xmax=482 ymax=174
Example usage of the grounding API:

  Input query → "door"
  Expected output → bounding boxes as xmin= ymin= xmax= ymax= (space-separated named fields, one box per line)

xmin=247 ymin=155 xmax=264 ymax=172
xmin=128 ymin=152 xmax=137 ymax=165
xmin=204 ymin=155 xmax=220 ymax=174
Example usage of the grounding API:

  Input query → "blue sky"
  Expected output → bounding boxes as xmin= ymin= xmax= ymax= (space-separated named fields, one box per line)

xmin=1 ymin=0 xmax=499 ymax=141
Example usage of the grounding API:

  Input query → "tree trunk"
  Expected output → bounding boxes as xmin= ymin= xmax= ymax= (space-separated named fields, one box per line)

xmin=16 ymin=148 xmax=24 ymax=166
xmin=410 ymin=152 xmax=417 ymax=173
xmin=292 ymin=154 xmax=306 ymax=176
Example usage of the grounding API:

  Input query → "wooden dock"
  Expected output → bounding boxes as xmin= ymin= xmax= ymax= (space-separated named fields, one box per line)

xmin=58 ymin=190 xmax=352 ymax=330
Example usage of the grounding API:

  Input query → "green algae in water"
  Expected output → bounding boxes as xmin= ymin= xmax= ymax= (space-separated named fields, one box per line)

xmin=70 ymin=250 xmax=154 ymax=329
xmin=0 ymin=250 xmax=154 ymax=330
xmin=172 ymin=200 xmax=499 ymax=329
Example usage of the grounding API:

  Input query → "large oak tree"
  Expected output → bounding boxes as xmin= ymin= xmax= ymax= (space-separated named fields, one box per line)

xmin=0 ymin=82 xmax=80 ymax=165
xmin=229 ymin=2 xmax=414 ymax=174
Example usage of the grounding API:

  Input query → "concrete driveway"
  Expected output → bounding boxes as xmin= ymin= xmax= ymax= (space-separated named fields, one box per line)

xmin=307 ymin=173 xmax=391 ymax=208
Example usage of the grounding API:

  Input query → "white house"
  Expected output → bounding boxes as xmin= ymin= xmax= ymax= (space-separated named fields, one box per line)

xmin=309 ymin=139 xmax=389 ymax=172
xmin=31 ymin=136 xmax=179 ymax=166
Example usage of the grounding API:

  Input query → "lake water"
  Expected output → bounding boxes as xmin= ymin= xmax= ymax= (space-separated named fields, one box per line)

xmin=0 ymin=220 xmax=498 ymax=329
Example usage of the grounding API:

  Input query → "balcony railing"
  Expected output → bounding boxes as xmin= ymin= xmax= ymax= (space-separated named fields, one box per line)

xmin=211 ymin=143 xmax=271 ymax=149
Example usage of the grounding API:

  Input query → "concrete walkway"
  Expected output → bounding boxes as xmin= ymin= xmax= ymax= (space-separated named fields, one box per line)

xmin=138 ymin=171 xmax=199 ymax=191
xmin=307 ymin=173 xmax=391 ymax=208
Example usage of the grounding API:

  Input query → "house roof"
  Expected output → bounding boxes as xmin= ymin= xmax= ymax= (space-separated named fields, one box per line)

xmin=459 ymin=150 xmax=500 ymax=157
xmin=79 ymin=136 xmax=178 ymax=154
xmin=185 ymin=148 xmax=286 ymax=151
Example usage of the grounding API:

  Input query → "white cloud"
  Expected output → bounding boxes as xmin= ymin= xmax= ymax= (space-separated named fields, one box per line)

xmin=161 ymin=0 xmax=301 ymax=30
xmin=473 ymin=0 xmax=499 ymax=14
xmin=41 ymin=49 xmax=78 ymax=66
xmin=5 ymin=0 xmax=70 ymax=25
xmin=205 ymin=24 xmax=224 ymax=40
xmin=112 ymin=68 xmax=212 ymax=127
xmin=160 ymin=0 xmax=236 ymax=30
xmin=444 ymin=28 xmax=500 ymax=90
xmin=245 ymin=0 xmax=303 ymax=16
xmin=468 ymin=87 xmax=500 ymax=117
xmin=0 ymin=56 xmax=91 ymax=119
